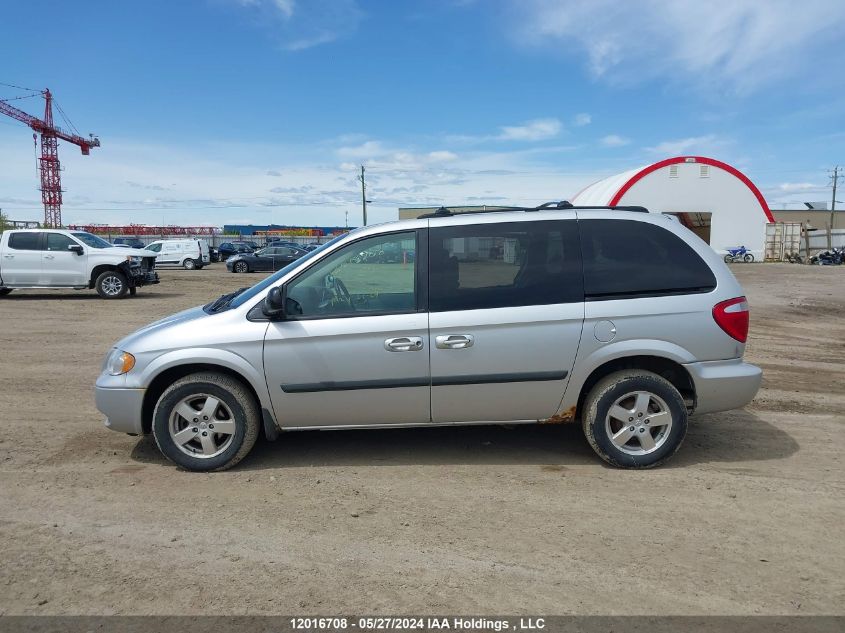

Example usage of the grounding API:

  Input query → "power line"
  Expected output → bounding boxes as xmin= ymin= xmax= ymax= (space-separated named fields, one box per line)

xmin=0 ymin=81 xmax=39 ymax=92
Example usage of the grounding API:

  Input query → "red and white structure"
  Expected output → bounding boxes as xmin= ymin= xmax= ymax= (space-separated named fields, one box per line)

xmin=572 ymin=156 xmax=773 ymax=258
xmin=0 ymin=89 xmax=100 ymax=228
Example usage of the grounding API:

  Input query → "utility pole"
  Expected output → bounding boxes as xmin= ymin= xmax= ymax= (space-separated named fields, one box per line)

xmin=830 ymin=165 xmax=839 ymax=231
xmin=358 ymin=165 xmax=368 ymax=226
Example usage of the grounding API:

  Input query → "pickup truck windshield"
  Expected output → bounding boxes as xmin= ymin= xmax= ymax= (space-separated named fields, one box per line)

xmin=72 ymin=232 xmax=113 ymax=249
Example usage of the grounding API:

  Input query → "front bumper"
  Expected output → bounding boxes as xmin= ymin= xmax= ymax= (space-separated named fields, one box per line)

xmin=684 ymin=359 xmax=762 ymax=415
xmin=130 ymin=270 xmax=160 ymax=287
xmin=95 ymin=383 xmax=146 ymax=434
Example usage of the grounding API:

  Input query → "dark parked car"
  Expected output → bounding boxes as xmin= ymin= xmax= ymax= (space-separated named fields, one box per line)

xmin=217 ymin=242 xmax=255 ymax=261
xmin=302 ymin=243 xmax=322 ymax=252
xmin=226 ymin=245 xmax=306 ymax=273
xmin=266 ymin=238 xmax=304 ymax=248
xmin=112 ymin=237 xmax=146 ymax=250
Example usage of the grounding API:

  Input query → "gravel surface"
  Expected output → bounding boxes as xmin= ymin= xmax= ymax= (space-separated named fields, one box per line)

xmin=0 ymin=263 xmax=842 ymax=615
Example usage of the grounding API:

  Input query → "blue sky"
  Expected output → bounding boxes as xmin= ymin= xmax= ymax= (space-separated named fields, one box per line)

xmin=1 ymin=0 xmax=843 ymax=227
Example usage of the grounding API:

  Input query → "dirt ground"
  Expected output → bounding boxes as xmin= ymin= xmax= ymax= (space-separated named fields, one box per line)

xmin=0 ymin=263 xmax=842 ymax=615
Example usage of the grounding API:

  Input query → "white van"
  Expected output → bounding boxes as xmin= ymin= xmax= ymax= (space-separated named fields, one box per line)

xmin=145 ymin=239 xmax=210 ymax=269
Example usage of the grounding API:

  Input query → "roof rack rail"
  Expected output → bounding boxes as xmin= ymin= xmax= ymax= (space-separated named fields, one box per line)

xmin=417 ymin=201 xmax=649 ymax=218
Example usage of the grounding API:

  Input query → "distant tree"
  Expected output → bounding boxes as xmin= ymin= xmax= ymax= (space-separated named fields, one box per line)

xmin=0 ymin=209 xmax=9 ymax=233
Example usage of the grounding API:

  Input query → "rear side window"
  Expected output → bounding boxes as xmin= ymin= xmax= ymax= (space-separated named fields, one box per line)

xmin=8 ymin=233 xmax=41 ymax=250
xmin=579 ymin=219 xmax=716 ymax=299
xmin=429 ymin=220 xmax=583 ymax=311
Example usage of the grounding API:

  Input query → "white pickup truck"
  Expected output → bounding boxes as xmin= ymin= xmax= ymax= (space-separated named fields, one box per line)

xmin=0 ymin=229 xmax=159 ymax=299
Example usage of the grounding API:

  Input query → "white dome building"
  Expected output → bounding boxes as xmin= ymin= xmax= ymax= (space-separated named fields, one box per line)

xmin=571 ymin=156 xmax=774 ymax=258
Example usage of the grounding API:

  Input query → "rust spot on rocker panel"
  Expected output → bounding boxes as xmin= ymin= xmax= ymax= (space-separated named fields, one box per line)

xmin=539 ymin=405 xmax=577 ymax=424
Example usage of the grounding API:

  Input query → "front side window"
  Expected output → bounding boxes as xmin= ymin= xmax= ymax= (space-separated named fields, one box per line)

xmin=8 ymin=232 xmax=41 ymax=250
xmin=579 ymin=219 xmax=717 ymax=299
xmin=145 ymin=243 xmax=162 ymax=252
xmin=429 ymin=220 xmax=583 ymax=312
xmin=71 ymin=232 xmax=111 ymax=249
xmin=46 ymin=233 xmax=78 ymax=251
xmin=286 ymin=231 xmax=417 ymax=318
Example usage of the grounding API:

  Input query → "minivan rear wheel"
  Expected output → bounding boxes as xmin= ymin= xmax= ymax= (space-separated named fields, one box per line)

xmin=183 ymin=258 xmax=196 ymax=270
xmin=582 ymin=369 xmax=687 ymax=468
xmin=152 ymin=372 xmax=260 ymax=472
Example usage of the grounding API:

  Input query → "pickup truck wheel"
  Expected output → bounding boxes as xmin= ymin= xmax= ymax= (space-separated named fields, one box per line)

xmin=0 ymin=288 xmax=12 ymax=296
xmin=582 ymin=369 xmax=687 ymax=469
xmin=233 ymin=261 xmax=249 ymax=273
xmin=152 ymin=372 xmax=260 ymax=472
xmin=183 ymin=259 xmax=196 ymax=270
xmin=95 ymin=270 xmax=129 ymax=299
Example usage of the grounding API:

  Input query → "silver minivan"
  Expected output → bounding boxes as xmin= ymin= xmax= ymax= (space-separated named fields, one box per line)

xmin=95 ymin=205 xmax=762 ymax=471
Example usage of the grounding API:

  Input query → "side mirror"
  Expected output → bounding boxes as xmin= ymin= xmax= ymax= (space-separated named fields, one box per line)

xmin=262 ymin=286 xmax=286 ymax=319
xmin=68 ymin=244 xmax=84 ymax=255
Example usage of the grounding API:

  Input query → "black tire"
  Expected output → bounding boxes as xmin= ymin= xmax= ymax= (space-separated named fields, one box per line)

xmin=0 ymin=288 xmax=12 ymax=296
xmin=152 ymin=372 xmax=260 ymax=472
xmin=582 ymin=369 xmax=688 ymax=469
xmin=743 ymin=253 xmax=754 ymax=263
xmin=723 ymin=254 xmax=733 ymax=263
xmin=95 ymin=270 xmax=129 ymax=299
xmin=234 ymin=261 xmax=249 ymax=273
xmin=183 ymin=258 xmax=196 ymax=270
xmin=129 ymin=286 xmax=137 ymax=296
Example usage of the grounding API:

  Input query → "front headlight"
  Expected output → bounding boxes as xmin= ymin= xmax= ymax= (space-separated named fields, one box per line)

xmin=105 ymin=349 xmax=136 ymax=375
xmin=126 ymin=255 xmax=142 ymax=265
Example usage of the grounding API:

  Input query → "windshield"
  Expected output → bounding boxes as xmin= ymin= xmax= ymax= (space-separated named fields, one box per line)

xmin=72 ymin=232 xmax=113 ymax=249
xmin=227 ymin=234 xmax=348 ymax=310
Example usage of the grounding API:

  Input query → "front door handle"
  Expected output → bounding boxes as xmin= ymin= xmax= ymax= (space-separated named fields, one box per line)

xmin=384 ymin=336 xmax=424 ymax=352
xmin=44 ymin=255 xmax=55 ymax=259
xmin=435 ymin=334 xmax=474 ymax=350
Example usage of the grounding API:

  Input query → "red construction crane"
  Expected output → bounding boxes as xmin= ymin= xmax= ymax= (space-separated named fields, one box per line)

xmin=0 ymin=88 xmax=100 ymax=227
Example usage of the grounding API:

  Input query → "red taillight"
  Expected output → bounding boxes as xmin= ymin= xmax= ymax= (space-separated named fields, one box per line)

xmin=713 ymin=296 xmax=749 ymax=343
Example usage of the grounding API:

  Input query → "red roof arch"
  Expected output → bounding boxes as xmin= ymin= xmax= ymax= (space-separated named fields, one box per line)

xmin=607 ymin=156 xmax=774 ymax=223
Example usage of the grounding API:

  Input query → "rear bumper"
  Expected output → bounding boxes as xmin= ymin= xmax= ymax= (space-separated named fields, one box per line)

xmin=684 ymin=359 xmax=762 ymax=415
xmin=95 ymin=383 xmax=146 ymax=434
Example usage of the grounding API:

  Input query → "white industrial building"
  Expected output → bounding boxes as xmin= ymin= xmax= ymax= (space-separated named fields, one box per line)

xmin=571 ymin=156 xmax=774 ymax=258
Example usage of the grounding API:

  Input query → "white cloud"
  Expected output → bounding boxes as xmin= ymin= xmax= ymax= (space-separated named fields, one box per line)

xmin=778 ymin=182 xmax=825 ymax=193
xmin=336 ymin=141 xmax=386 ymax=159
xmin=428 ymin=151 xmax=458 ymax=162
xmin=273 ymin=0 xmax=295 ymax=19
xmin=511 ymin=0 xmax=845 ymax=93
xmin=600 ymin=134 xmax=629 ymax=147
xmin=573 ymin=113 xmax=591 ymax=127
xmin=497 ymin=118 xmax=562 ymax=141
xmin=645 ymin=134 xmax=731 ymax=155
xmin=230 ymin=0 xmax=360 ymax=51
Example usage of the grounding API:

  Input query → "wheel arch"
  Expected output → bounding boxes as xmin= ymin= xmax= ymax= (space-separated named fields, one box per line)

xmin=141 ymin=362 xmax=268 ymax=435
xmin=571 ymin=355 xmax=697 ymax=422
xmin=88 ymin=264 xmax=122 ymax=289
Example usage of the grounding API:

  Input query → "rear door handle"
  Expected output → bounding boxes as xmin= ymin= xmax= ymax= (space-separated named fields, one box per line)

xmin=435 ymin=334 xmax=474 ymax=350
xmin=384 ymin=336 xmax=424 ymax=352
xmin=2 ymin=255 xmax=13 ymax=259
xmin=44 ymin=255 xmax=55 ymax=259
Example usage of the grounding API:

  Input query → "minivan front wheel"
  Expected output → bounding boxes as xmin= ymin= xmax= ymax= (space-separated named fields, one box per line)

xmin=152 ymin=372 xmax=260 ymax=471
xmin=582 ymin=369 xmax=687 ymax=468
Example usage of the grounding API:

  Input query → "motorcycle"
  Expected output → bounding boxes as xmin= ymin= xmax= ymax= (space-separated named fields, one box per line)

xmin=809 ymin=247 xmax=845 ymax=265
xmin=724 ymin=246 xmax=754 ymax=263
xmin=784 ymin=252 xmax=803 ymax=264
